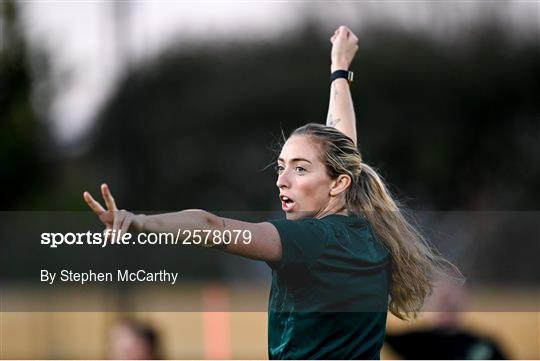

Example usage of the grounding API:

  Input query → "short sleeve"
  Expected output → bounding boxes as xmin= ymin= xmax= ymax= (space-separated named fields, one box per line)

xmin=266 ymin=218 xmax=327 ymax=271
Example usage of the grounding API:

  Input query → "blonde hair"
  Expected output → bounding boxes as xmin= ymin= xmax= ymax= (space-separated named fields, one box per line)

xmin=291 ymin=123 xmax=460 ymax=320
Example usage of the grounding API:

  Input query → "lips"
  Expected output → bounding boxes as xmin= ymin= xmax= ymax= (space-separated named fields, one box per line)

xmin=280 ymin=194 xmax=296 ymax=212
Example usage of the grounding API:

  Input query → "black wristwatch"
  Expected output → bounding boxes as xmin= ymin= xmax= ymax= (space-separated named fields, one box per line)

xmin=330 ymin=70 xmax=354 ymax=84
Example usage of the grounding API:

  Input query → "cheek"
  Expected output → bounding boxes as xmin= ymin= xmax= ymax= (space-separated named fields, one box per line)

xmin=296 ymin=176 xmax=331 ymax=205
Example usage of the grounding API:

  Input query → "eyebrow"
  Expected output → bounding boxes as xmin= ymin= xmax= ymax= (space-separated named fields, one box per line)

xmin=277 ymin=157 xmax=312 ymax=164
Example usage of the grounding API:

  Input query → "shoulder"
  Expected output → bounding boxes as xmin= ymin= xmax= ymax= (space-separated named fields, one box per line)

xmin=265 ymin=217 xmax=329 ymax=270
xmin=267 ymin=217 xmax=330 ymax=243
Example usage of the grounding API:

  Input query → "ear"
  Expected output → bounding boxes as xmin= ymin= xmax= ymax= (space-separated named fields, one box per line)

xmin=329 ymin=174 xmax=352 ymax=197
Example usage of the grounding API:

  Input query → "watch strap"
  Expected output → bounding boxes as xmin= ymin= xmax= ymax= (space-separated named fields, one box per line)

xmin=330 ymin=70 xmax=353 ymax=84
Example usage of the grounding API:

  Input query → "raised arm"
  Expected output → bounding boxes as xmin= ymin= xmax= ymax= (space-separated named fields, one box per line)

xmin=326 ymin=26 xmax=359 ymax=145
xmin=83 ymin=184 xmax=282 ymax=262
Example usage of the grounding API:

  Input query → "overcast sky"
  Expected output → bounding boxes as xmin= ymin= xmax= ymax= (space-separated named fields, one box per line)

xmin=16 ymin=1 xmax=539 ymax=143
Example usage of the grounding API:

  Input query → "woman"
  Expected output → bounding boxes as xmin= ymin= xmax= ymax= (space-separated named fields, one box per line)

xmin=84 ymin=26 xmax=453 ymax=359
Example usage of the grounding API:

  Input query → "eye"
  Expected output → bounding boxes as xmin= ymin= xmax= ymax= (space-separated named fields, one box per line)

xmin=275 ymin=165 xmax=284 ymax=175
xmin=294 ymin=166 xmax=307 ymax=174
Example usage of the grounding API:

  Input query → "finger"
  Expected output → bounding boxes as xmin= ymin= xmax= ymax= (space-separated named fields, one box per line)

xmin=120 ymin=213 xmax=133 ymax=236
xmin=114 ymin=210 xmax=125 ymax=231
xmin=103 ymin=227 xmax=112 ymax=242
xmin=112 ymin=210 xmax=125 ymax=242
xmin=99 ymin=211 xmax=114 ymax=227
xmin=101 ymin=183 xmax=118 ymax=211
xmin=83 ymin=191 xmax=106 ymax=215
xmin=336 ymin=29 xmax=348 ymax=41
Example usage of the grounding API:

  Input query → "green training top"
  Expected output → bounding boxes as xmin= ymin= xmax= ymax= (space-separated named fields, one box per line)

xmin=267 ymin=214 xmax=391 ymax=360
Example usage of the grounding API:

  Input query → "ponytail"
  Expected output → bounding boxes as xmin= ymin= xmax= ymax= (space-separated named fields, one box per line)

xmin=353 ymin=162 xmax=460 ymax=319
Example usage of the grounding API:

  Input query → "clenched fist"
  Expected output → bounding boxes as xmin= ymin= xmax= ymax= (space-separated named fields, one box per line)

xmin=330 ymin=25 xmax=359 ymax=73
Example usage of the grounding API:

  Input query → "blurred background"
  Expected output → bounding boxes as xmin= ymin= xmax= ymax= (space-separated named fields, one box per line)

xmin=1 ymin=0 xmax=539 ymax=359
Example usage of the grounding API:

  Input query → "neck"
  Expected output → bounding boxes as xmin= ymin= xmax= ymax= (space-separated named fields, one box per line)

xmin=314 ymin=199 xmax=348 ymax=219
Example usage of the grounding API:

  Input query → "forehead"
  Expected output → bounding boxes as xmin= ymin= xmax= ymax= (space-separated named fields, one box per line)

xmin=279 ymin=135 xmax=321 ymax=162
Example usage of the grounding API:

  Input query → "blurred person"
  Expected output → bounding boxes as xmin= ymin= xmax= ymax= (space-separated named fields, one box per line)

xmin=108 ymin=318 xmax=162 ymax=360
xmin=385 ymin=278 xmax=507 ymax=359
xmin=84 ymin=26 xmax=459 ymax=359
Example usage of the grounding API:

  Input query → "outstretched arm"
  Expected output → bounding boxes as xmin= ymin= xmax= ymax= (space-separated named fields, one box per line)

xmin=83 ymin=184 xmax=282 ymax=262
xmin=326 ymin=26 xmax=359 ymax=145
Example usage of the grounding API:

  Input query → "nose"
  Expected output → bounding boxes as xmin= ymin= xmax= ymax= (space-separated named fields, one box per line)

xmin=276 ymin=169 xmax=291 ymax=189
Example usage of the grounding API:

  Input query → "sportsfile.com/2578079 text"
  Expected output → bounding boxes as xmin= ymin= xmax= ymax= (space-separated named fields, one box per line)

xmin=40 ymin=229 xmax=252 ymax=248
